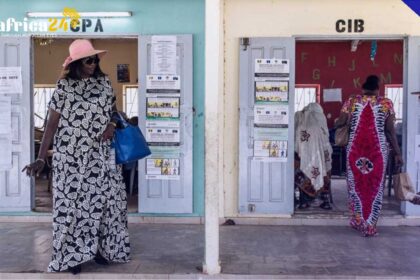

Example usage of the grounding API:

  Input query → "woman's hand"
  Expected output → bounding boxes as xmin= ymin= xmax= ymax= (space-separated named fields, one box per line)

xmin=22 ymin=159 xmax=45 ymax=177
xmin=395 ymin=154 xmax=404 ymax=167
xmin=102 ymin=122 xmax=116 ymax=141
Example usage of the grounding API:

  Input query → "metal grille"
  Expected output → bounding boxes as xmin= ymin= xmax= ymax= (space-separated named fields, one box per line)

xmin=294 ymin=86 xmax=317 ymax=112
xmin=33 ymin=85 xmax=54 ymax=128
xmin=385 ymin=85 xmax=403 ymax=123
xmin=123 ymin=85 xmax=139 ymax=118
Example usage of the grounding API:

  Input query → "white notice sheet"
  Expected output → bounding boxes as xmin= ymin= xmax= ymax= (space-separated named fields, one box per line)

xmin=146 ymin=127 xmax=180 ymax=145
xmin=254 ymin=104 xmax=289 ymax=127
xmin=146 ymin=75 xmax=180 ymax=94
xmin=0 ymin=67 xmax=22 ymax=95
xmin=255 ymin=59 xmax=290 ymax=77
xmin=323 ymin=88 xmax=342 ymax=102
xmin=151 ymin=36 xmax=177 ymax=75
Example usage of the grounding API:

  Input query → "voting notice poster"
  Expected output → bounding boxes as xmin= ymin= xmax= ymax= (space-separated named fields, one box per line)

xmin=0 ymin=67 xmax=23 ymax=95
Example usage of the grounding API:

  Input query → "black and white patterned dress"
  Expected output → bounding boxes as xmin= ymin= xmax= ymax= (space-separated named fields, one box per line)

xmin=47 ymin=76 xmax=130 ymax=272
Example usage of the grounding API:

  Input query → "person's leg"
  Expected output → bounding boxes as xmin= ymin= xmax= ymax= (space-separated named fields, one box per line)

xmin=97 ymin=167 xmax=131 ymax=263
xmin=319 ymin=174 xmax=332 ymax=210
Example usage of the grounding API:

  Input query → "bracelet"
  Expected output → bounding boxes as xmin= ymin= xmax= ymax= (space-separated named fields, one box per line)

xmin=36 ymin=158 xmax=45 ymax=164
xmin=109 ymin=122 xmax=117 ymax=128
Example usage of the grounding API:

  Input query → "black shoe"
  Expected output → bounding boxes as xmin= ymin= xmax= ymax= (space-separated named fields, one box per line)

xmin=94 ymin=254 xmax=109 ymax=265
xmin=298 ymin=203 xmax=310 ymax=209
xmin=319 ymin=202 xmax=332 ymax=210
xmin=68 ymin=264 xmax=81 ymax=275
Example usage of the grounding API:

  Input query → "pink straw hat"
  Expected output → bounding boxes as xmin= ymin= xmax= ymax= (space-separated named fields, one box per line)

xmin=62 ymin=39 xmax=107 ymax=68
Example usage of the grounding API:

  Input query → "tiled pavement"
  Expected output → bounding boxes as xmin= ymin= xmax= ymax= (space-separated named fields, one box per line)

xmin=1 ymin=222 xmax=420 ymax=279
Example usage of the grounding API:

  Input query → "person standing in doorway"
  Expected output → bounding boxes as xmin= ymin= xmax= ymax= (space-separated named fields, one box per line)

xmin=295 ymin=103 xmax=333 ymax=210
xmin=22 ymin=39 xmax=130 ymax=273
xmin=336 ymin=75 xmax=403 ymax=237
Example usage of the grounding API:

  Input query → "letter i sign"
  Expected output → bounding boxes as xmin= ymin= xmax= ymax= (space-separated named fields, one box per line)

xmin=402 ymin=0 xmax=420 ymax=16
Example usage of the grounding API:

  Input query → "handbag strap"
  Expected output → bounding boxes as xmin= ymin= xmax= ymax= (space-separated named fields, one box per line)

xmin=113 ymin=111 xmax=130 ymax=128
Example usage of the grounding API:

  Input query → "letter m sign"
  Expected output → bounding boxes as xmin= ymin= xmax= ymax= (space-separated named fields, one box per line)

xmin=402 ymin=0 xmax=420 ymax=16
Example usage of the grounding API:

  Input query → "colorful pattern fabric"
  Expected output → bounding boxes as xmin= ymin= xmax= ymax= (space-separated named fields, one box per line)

xmin=341 ymin=95 xmax=394 ymax=237
xmin=47 ymin=76 xmax=130 ymax=272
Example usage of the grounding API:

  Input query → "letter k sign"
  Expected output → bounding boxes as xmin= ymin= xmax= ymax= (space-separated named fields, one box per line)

xmin=402 ymin=0 xmax=420 ymax=16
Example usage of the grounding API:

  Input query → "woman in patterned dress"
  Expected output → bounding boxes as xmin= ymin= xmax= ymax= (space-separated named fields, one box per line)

xmin=23 ymin=39 xmax=130 ymax=273
xmin=336 ymin=75 xmax=403 ymax=237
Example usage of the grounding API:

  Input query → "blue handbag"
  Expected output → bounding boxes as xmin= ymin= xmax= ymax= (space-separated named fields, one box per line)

xmin=112 ymin=114 xmax=151 ymax=164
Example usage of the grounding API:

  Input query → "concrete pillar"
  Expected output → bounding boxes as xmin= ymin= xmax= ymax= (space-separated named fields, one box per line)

xmin=203 ymin=0 xmax=223 ymax=275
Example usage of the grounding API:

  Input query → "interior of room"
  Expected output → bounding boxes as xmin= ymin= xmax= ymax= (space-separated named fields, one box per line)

xmin=294 ymin=39 xmax=404 ymax=216
xmin=32 ymin=37 xmax=139 ymax=213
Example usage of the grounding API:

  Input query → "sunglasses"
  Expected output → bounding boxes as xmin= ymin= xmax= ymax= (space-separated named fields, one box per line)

xmin=82 ymin=56 xmax=99 ymax=65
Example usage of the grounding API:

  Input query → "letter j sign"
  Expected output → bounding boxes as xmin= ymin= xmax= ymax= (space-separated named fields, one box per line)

xmin=402 ymin=0 xmax=420 ymax=16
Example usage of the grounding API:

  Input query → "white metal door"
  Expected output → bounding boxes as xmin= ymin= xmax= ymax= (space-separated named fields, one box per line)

xmin=0 ymin=37 xmax=31 ymax=211
xmin=405 ymin=36 xmax=420 ymax=216
xmin=138 ymin=35 xmax=193 ymax=213
xmin=238 ymin=37 xmax=295 ymax=214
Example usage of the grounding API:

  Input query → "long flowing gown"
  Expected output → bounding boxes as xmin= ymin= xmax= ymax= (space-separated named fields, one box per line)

xmin=47 ymin=76 xmax=130 ymax=272
xmin=341 ymin=95 xmax=395 ymax=236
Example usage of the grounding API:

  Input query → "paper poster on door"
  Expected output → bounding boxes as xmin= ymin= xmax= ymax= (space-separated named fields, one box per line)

xmin=253 ymin=140 xmax=287 ymax=162
xmin=146 ymin=158 xmax=180 ymax=180
xmin=255 ymin=59 xmax=289 ymax=78
xmin=146 ymin=97 xmax=180 ymax=120
xmin=151 ymin=36 xmax=177 ymax=75
xmin=254 ymin=104 xmax=289 ymax=127
xmin=255 ymin=81 xmax=288 ymax=103
xmin=146 ymin=127 xmax=180 ymax=146
xmin=0 ymin=67 xmax=22 ymax=95
xmin=146 ymin=75 xmax=180 ymax=94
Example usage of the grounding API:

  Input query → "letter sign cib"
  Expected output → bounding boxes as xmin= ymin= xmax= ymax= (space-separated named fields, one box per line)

xmin=336 ymin=19 xmax=364 ymax=33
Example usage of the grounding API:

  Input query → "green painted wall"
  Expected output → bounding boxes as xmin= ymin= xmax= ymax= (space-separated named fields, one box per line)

xmin=0 ymin=0 xmax=205 ymax=216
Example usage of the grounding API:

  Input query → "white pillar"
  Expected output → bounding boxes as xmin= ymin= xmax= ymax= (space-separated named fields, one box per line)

xmin=203 ymin=0 xmax=223 ymax=275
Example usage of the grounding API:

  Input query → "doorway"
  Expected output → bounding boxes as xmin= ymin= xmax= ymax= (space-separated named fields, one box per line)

xmin=293 ymin=39 xmax=404 ymax=216
xmin=32 ymin=37 xmax=139 ymax=213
